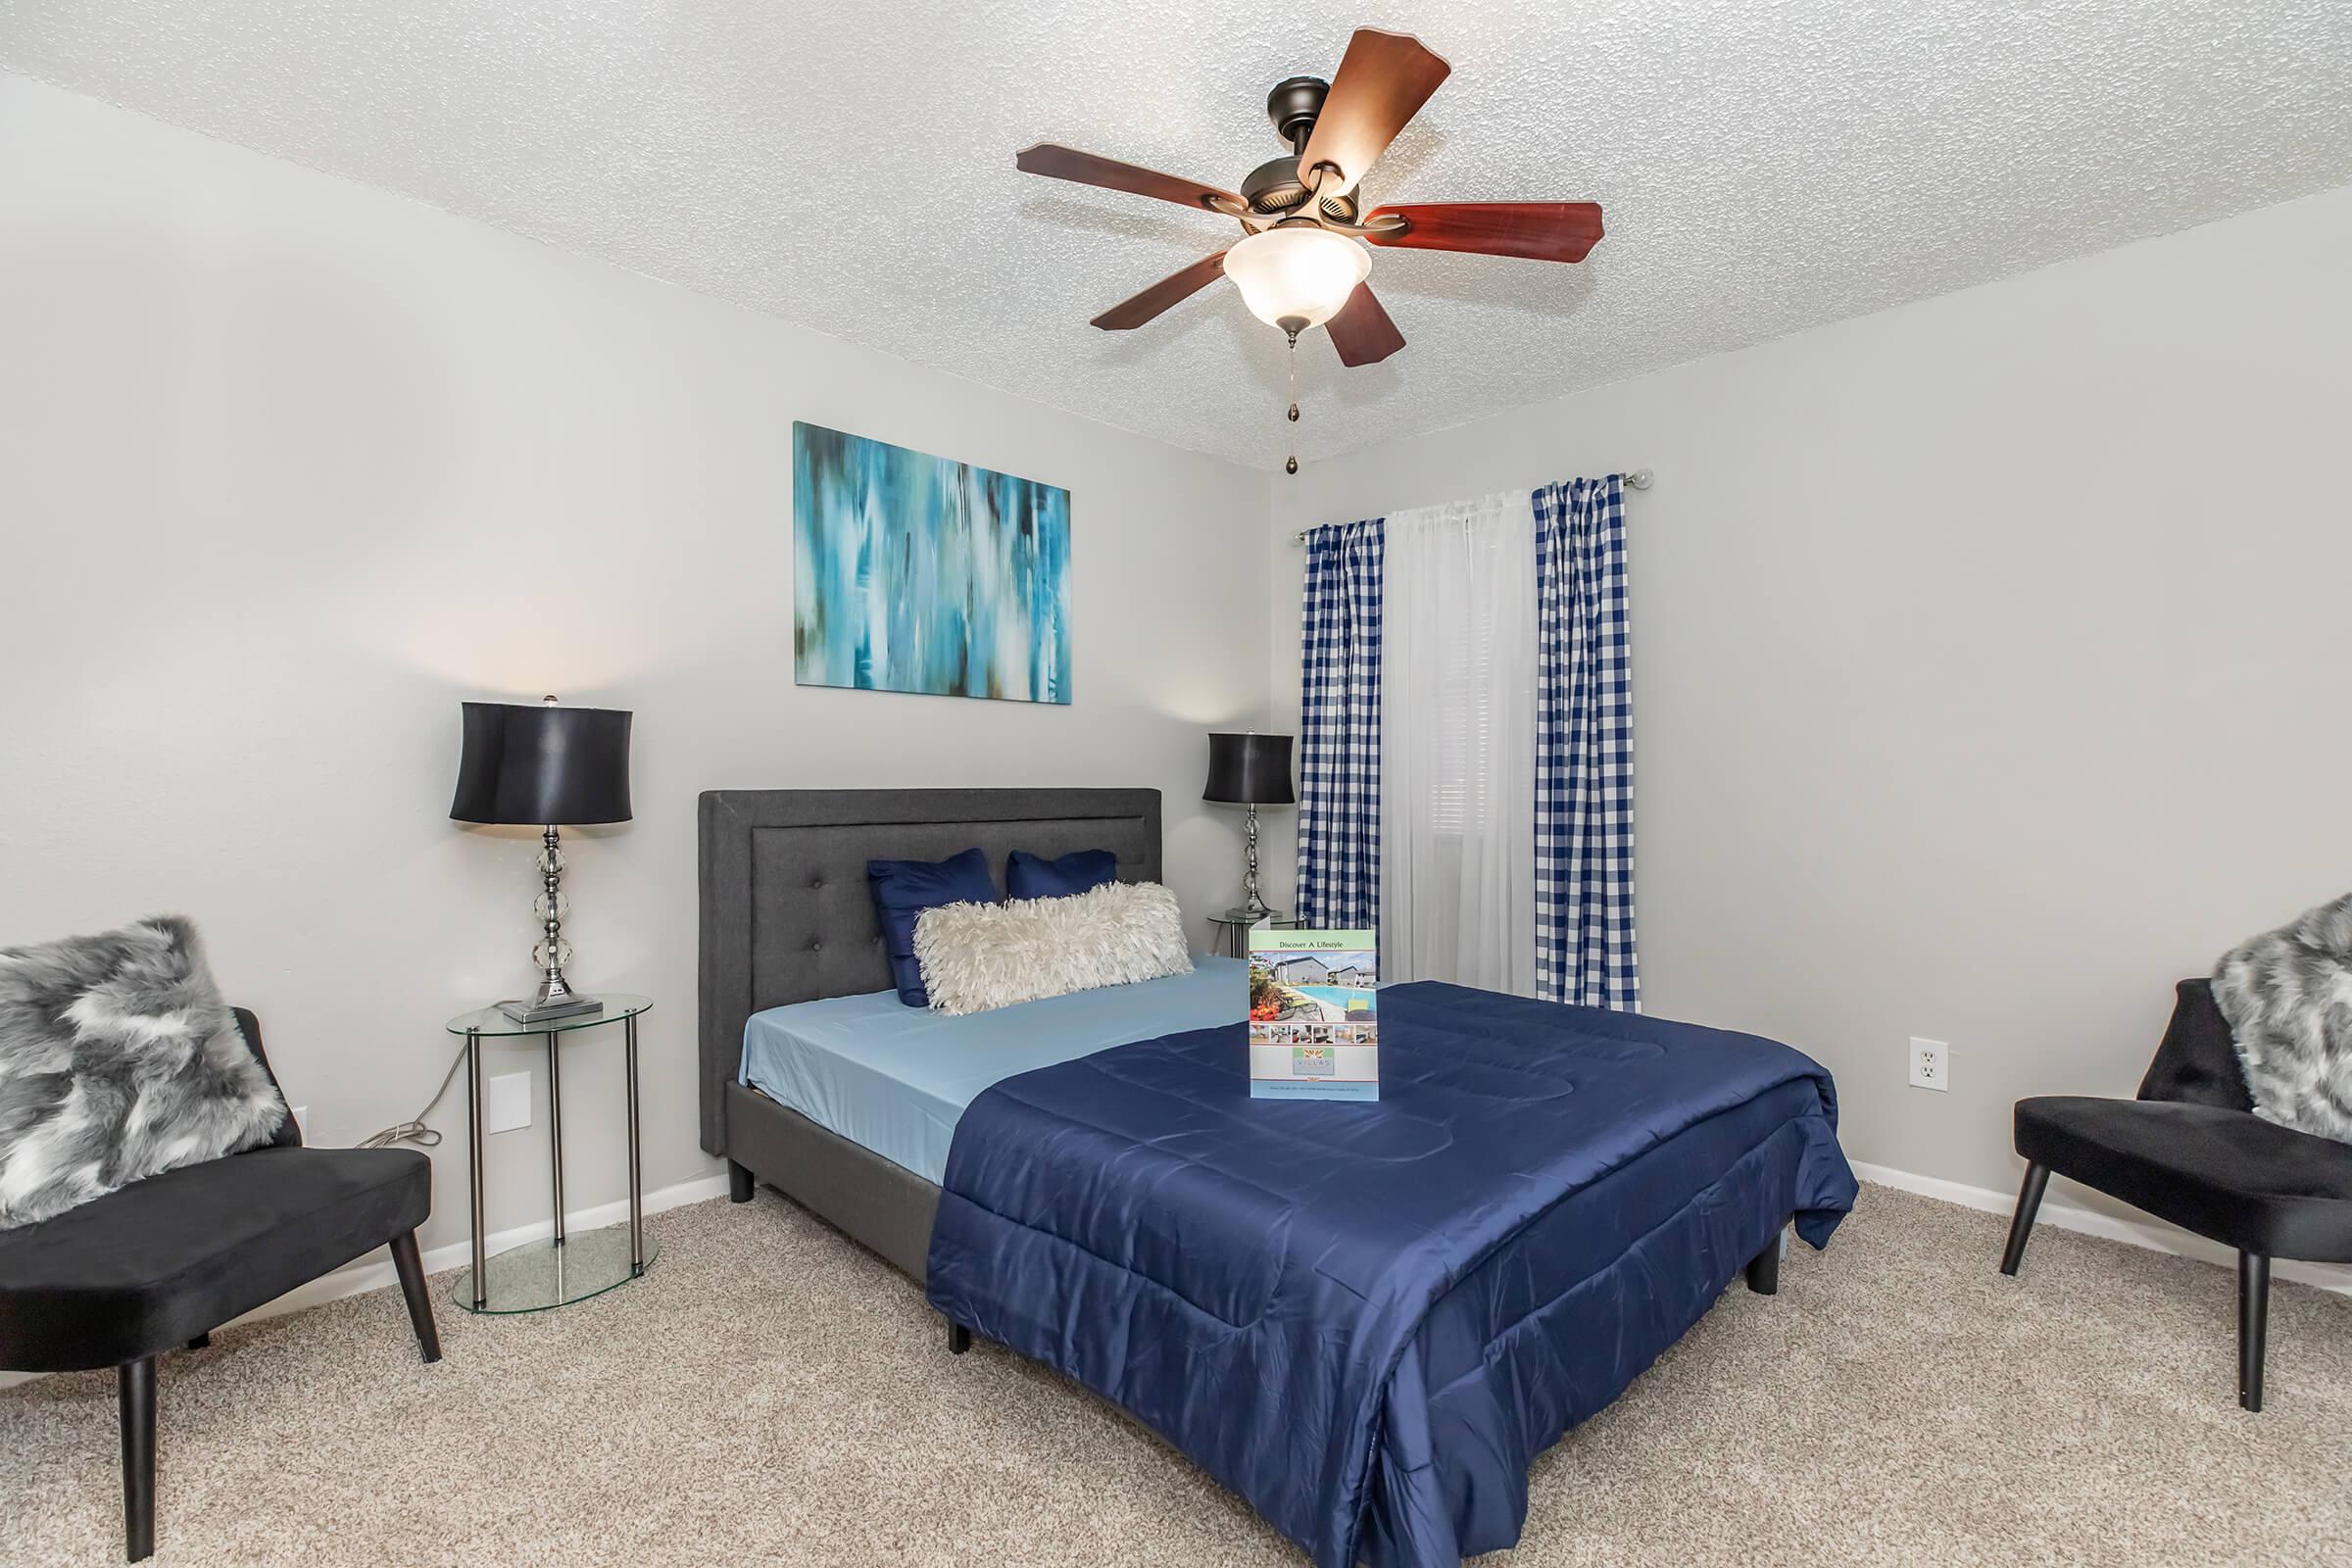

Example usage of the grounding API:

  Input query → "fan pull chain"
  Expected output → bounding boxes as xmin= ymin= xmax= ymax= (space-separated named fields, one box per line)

xmin=1284 ymin=330 xmax=1300 ymax=475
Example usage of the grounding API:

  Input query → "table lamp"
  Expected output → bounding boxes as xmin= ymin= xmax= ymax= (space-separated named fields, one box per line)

xmin=1203 ymin=731 xmax=1296 ymax=919
xmin=451 ymin=697 xmax=633 ymax=1023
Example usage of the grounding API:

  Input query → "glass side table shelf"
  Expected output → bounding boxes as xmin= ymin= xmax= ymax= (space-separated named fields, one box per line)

xmin=1205 ymin=908 xmax=1300 ymax=960
xmin=444 ymin=994 xmax=655 ymax=1314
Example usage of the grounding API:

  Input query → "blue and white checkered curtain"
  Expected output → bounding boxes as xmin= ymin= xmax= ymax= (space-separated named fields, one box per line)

xmin=1533 ymin=477 xmax=1639 ymax=1008
xmin=1295 ymin=518 xmax=1385 ymax=929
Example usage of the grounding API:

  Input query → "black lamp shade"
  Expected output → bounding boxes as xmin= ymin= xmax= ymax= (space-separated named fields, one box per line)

xmin=451 ymin=702 xmax=633 ymax=826
xmin=1203 ymin=732 xmax=1296 ymax=806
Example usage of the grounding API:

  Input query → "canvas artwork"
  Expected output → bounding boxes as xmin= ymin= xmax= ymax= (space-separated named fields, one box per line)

xmin=793 ymin=421 xmax=1072 ymax=704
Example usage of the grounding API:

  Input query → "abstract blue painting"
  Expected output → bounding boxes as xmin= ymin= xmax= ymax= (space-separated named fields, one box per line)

xmin=793 ymin=421 xmax=1072 ymax=704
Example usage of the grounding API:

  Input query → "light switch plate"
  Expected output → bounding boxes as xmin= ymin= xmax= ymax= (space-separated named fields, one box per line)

xmin=487 ymin=1071 xmax=532 ymax=1134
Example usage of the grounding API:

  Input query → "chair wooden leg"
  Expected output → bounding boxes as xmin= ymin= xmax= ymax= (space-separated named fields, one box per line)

xmin=389 ymin=1230 xmax=442 ymax=1364
xmin=118 ymin=1356 xmax=156 ymax=1563
xmin=2239 ymin=1251 xmax=2270 ymax=1412
xmin=728 ymin=1159 xmax=755 ymax=1203
xmin=1999 ymin=1162 xmax=2051 ymax=1276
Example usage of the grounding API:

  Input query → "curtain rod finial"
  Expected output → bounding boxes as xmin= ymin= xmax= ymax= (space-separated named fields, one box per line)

xmin=1622 ymin=468 xmax=1654 ymax=491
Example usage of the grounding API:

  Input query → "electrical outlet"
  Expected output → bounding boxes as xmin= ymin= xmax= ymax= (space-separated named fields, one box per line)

xmin=487 ymin=1071 xmax=533 ymax=1134
xmin=1908 ymin=1037 xmax=1950 ymax=1092
xmin=289 ymin=1104 xmax=311 ymax=1142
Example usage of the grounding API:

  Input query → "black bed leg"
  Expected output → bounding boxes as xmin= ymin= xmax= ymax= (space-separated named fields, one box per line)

xmin=947 ymin=1320 xmax=971 ymax=1355
xmin=2000 ymin=1161 xmax=2051 ymax=1277
xmin=2239 ymin=1251 xmax=2270 ymax=1412
xmin=184 ymin=1333 xmax=209 ymax=1351
xmin=119 ymin=1355 xmax=156 ymax=1562
xmin=1744 ymin=1232 xmax=1782 ymax=1295
xmin=728 ymin=1160 xmax=755 ymax=1203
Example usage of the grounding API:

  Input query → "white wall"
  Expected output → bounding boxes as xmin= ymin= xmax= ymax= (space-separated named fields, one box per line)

xmin=0 ymin=74 xmax=1271 ymax=1257
xmin=11 ymin=61 xmax=2349 ymax=1289
xmin=1268 ymin=183 xmax=2352 ymax=1205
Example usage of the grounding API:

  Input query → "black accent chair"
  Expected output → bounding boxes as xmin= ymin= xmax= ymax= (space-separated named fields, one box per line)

xmin=0 ymin=1009 xmax=439 ymax=1561
xmin=2001 ymin=978 xmax=2352 ymax=1411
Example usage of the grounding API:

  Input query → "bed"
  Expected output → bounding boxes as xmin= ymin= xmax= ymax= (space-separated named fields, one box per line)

xmin=697 ymin=787 xmax=1171 ymax=1278
xmin=698 ymin=787 xmax=1858 ymax=1568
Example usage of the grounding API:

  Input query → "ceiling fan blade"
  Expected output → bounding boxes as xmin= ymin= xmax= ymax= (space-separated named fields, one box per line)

xmin=1016 ymin=143 xmax=1244 ymax=217
xmin=1364 ymin=202 xmax=1605 ymax=264
xmin=1297 ymin=29 xmax=1451 ymax=200
xmin=1089 ymin=251 xmax=1229 ymax=330
xmin=1325 ymin=283 xmax=1405 ymax=368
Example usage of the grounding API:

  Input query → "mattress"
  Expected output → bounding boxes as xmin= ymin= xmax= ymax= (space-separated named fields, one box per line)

xmin=739 ymin=956 xmax=1247 ymax=1184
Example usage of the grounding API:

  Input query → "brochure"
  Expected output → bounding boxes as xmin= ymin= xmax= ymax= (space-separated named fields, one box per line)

xmin=1248 ymin=929 xmax=1378 ymax=1102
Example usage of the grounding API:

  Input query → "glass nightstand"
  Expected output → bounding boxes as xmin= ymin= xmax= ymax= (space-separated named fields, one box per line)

xmin=444 ymin=994 xmax=655 ymax=1314
xmin=1205 ymin=908 xmax=1300 ymax=960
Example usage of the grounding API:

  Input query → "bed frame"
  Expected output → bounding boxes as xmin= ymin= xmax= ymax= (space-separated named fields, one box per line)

xmin=696 ymin=787 xmax=1165 ymax=1298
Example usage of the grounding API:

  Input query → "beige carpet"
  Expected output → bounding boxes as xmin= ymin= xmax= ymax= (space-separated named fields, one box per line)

xmin=6 ymin=1183 xmax=2350 ymax=1567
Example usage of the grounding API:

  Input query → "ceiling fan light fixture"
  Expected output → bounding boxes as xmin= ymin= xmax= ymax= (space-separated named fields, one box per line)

xmin=1223 ymin=226 xmax=1372 ymax=334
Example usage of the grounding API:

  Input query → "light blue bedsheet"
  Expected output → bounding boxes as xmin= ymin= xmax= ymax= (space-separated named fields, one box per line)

xmin=740 ymin=957 xmax=1247 ymax=1184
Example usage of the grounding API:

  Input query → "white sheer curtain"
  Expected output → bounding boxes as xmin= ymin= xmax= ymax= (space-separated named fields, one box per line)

xmin=1379 ymin=491 xmax=1538 ymax=994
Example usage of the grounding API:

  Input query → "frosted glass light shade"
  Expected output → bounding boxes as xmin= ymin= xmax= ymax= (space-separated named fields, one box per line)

xmin=1223 ymin=227 xmax=1373 ymax=332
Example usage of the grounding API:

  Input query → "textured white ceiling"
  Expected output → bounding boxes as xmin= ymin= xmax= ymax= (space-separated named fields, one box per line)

xmin=6 ymin=2 xmax=2349 ymax=469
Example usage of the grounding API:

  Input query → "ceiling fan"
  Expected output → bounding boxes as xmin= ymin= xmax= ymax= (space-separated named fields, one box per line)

xmin=1015 ymin=26 xmax=1604 ymax=469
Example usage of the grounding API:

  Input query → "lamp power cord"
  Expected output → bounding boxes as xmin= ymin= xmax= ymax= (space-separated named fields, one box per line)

xmin=357 ymin=1042 xmax=467 ymax=1150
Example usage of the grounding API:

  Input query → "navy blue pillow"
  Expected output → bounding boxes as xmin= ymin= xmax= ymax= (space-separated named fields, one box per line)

xmin=868 ymin=848 xmax=999 ymax=1007
xmin=1006 ymin=848 xmax=1119 ymax=902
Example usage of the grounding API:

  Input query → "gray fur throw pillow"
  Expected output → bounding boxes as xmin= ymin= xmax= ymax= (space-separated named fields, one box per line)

xmin=0 ymin=916 xmax=287 ymax=1229
xmin=2211 ymin=891 xmax=2352 ymax=1144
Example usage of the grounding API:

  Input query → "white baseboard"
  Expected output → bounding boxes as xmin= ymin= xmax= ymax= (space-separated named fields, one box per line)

xmin=252 ymin=1162 xmax=2352 ymax=1302
xmin=0 ymin=1170 xmax=732 ymax=1389
xmin=260 ymin=1170 xmax=737 ymax=1322
xmin=12 ymin=1158 xmax=2340 ymax=1396
xmin=1850 ymin=1160 xmax=2352 ymax=1297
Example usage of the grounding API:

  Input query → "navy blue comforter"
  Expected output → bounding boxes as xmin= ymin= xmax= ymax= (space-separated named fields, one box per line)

xmin=926 ymin=982 xmax=1856 ymax=1568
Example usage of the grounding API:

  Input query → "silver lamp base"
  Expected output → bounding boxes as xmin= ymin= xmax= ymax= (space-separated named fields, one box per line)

xmin=497 ymin=824 xmax=605 ymax=1024
xmin=498 ymin=993 xmax=604 ymax=1025
xmin=1238 ymin=803 xmax=1273 ymax=918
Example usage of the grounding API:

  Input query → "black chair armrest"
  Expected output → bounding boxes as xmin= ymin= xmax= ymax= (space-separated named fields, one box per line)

xmin=230 ymin=1007 xmax=303 ymax=1150
xmin=2135 ymin=979 xmax=2254 ymax=1113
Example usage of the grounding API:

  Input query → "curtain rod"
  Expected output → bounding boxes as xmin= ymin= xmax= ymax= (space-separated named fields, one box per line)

xmin=1287 ymin=469 xmax=1653 ymax=546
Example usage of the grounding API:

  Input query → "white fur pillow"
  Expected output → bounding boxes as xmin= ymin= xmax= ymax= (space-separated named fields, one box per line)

xmin=913 ymin=880 xmax=1194 ymax=1016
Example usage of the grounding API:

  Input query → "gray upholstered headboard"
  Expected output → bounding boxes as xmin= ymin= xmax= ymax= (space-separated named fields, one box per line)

xmin=696 ymin=787 xmax=1163 ymax=1157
